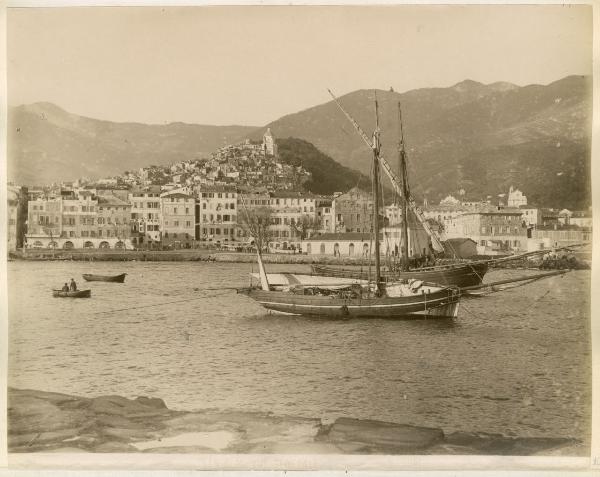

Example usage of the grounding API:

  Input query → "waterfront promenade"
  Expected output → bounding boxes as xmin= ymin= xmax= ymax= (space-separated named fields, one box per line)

xmin=10 ymin=248 xmax=401 ymax=265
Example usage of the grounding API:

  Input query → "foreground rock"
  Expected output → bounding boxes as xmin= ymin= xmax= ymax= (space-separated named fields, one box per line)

xmin=8 ymin=388 xmax=583 ymax=455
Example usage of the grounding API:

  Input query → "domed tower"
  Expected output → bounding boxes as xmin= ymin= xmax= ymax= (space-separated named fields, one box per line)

xmin=262 ymin=128 xmax=277 ymax=156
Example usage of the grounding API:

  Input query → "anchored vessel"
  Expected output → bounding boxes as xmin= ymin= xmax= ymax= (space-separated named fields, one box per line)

xmin=311 ymin=262 xmax=488 ymax=288
xmin=308 ymin=91 xmax=489 ymax=287
xmin=82 ymin=273 xmax=127 ymax=283
xmin=239 ymin=93 xmax=462 ymax=319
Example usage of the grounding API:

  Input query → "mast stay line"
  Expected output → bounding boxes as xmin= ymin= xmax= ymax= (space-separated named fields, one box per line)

xmin=327 ymin=89 xmax=445 ymax=253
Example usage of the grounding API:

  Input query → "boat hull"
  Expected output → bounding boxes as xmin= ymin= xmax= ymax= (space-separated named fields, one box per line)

xmin=82 ymin=273 xmax=126 ymax=283
xmin=240 ymin=287 xmax=460 ymax=319
xmin=53 ymin=289 xmax=91 ymax=298
xmin=311 ymin=262 xmax=488 ymax=288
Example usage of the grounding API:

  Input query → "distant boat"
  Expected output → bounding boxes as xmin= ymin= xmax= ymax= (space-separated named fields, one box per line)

xmin=53 ymin=289 xmax=91 ymax=298
xmin=82 ymin=273 xmax=127 ymax=283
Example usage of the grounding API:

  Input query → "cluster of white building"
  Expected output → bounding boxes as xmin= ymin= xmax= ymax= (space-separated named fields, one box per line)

xmin=8 ymin=164 xmax=592 ymax=259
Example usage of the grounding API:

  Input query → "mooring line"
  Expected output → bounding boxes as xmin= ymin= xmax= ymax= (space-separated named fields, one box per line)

xmin=94 ymin=288 xmax=238 ymax=314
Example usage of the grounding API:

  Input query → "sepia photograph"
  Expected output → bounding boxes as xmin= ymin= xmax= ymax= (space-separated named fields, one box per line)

xmin=1 ymin=2 xmax=596 ymax=471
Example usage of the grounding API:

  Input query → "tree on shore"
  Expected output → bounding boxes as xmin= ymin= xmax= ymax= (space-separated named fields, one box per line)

xmin=42 ymin=223 xmax=59 ymax=257
xmin=238 ymin=206 xmax=274 ymax=253
xmin=290 ymin=214 xmax=322 ymax=241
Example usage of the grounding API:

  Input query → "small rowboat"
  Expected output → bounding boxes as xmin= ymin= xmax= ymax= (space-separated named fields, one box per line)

xmin=53 ymin=289 xmax=91 ymax=298
xmin=82 ymin=273 xmax=127 ymax=283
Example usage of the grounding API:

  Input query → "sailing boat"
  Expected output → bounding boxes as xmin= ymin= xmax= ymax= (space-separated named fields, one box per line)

xmin=238 ymin=96 xmax=462 ymax=319
xmin=310 ymin=92 xmax=488 ymax=288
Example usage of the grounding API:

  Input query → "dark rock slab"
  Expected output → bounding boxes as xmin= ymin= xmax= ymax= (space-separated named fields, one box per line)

xmin=429 ymin=431 xmax=581 ymax=456
xmin=321 ymin=417 xmax=445 ymax=453
xmin=7 ymin=388 xmax=584 ymax=456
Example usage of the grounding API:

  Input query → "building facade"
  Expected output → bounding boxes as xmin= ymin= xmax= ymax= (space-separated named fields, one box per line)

xmin=332 ymin=187 xmax=375 ymax=233
xmin=160 ymin=191 xmax=196 ymax=248
xmin=198 ymin=186 xmax=238 ymax=243
xmin=129 ymin=186 xmax=162 ymax=246
xmin=26 ymin=192 xmax=133 ymax=249
xmin=97 ymin=195 xmax=132 ymax=248
xmin=444 ymin=208 xmax=527 ymax=254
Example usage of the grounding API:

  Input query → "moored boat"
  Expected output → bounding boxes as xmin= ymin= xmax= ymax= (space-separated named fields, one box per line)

xmin=311 ymin=262 xmax=488 ymax=288
xmin=82 ymin=273 xmax=127 ymax=283
xmin=239 ymin=92 xmax=462 ymax=320
xmin=239 ymin=282 xmax=460 ymax=318
xmin=53 ymin=289 xmax=92 ymax=298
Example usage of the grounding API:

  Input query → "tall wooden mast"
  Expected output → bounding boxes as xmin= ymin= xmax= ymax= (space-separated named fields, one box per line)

xmin=372 ymin=95 xmax=382 ymax=293
xmin=398 ymin=102 xmax=410 ymax=271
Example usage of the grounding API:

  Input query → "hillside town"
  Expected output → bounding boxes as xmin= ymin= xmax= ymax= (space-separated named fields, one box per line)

xmin=7 ymin=129 xmax=592 ymax=260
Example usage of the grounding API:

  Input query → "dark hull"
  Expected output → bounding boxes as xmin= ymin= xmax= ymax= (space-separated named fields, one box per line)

xmin=53 ymin=289 xmax=91 ymax=298
xmin=312 ymin=262 xmax=488 ymax=288
xmin=82 ymin=273 xmax=126 ymax=283
xmin=240 ymin=287 xmax=460 ymax=319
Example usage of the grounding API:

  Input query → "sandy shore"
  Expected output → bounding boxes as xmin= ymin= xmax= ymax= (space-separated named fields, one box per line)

xmin=8 ymin=388 xmax=584 ymax=455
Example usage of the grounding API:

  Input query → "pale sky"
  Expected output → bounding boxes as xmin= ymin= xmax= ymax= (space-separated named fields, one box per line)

xmin=7 ymin=5 xmax=593 ymax=126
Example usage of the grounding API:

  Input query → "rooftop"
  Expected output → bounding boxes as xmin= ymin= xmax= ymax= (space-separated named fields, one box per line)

xmin=98 ymin=195 xmax=130 ymax=207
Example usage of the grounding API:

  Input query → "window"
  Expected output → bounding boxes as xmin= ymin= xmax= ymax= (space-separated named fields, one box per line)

xmin=185 ymin=207 xmax=189 ymax=214
xmin=186 ymin=221 xmax=191 ymax=227
xmin=174 ymin=221 xmax=179 ymax=227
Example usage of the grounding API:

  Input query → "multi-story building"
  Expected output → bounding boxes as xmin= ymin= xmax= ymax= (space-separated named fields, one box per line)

xmin=316 ymin=199 xmax=334 ymax=233
xmin=268 ymin=191 xmax=319 ymax=248
xmin=7 ymin=187 xmax=20 ymax=252
xmin=160 ymin=191 xmax=195 ymax=248
xmin=332 ymin=186 xmax=375 ymax=233
xmin=569 ymin=210 xmax=593 ymax=228
xmin=26 ymin=191 xmax=133 ymax=249
xmin=7 ymin=185 xmax=28 ymax=252
xmin=444 ymin=207 xmax=527 ymax=254
xmin=97 ymin=195 xmax=132 ymax=248
xmin=129 ymin=186 xmax=162 ymax=246
xmin=532 ymin=224 xmax=592 ymax=248
xmin=235 ymin=189 xmax=271 ymax=242
xmin=519 ymin=205 xmax=541 ymax=227
xmin=198 ymin=186 xmax=238 ymax=243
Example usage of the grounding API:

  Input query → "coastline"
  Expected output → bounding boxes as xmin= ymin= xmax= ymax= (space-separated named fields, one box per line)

xmin=7 ymin=388 xmax=585 ymax=455
xmin=8 ymin=249 xmax=451 ymax=265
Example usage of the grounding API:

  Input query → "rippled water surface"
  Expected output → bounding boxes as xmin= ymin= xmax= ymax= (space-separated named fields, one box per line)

xmin=7 ymin=261 xmax=591 ymax=444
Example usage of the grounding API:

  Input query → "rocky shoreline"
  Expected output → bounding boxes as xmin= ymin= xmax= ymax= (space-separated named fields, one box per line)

xmin=8 ymin=388 xmax=585 ymax=455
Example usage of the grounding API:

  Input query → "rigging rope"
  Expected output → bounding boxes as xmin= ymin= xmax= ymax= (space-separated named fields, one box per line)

xmin=93 ymin=288 xmax=238 ymax=314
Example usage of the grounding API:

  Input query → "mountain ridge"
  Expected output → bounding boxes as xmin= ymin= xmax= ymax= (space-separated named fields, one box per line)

xmin=8 ymin=75 xmax=591 ymax=209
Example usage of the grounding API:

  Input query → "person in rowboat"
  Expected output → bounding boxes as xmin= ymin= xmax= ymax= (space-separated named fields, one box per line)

xmin=69 ymin=278 xmax=77 ymax=291
xmin=61 ymin=283 xmax=69 ymax=292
